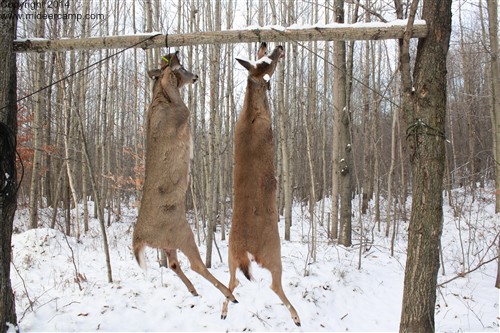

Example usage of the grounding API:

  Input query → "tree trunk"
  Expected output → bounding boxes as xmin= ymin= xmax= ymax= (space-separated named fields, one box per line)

xmin=304 ymin=104 xmax=317 ymax=263
xmin=277 ymin=50 xmax=292 ymax=241
xmin=0 ymin=0 xmax=18 ymax=330
xmin=321 ymin=1 xmax=330 ymax=231
xmin=62 ymin=94 xmax=80 ymax=239
xmin=399 ymin=0 xmax=452 ymax=332
xmin=43 ymin=51 xmax=56 ymax=207
xmin=458 ymin=2 xmax=477 ymax=196
xmin=387 ymin=102 xmax=398 ymax=237
xmin=483 ymin=0 xmax=500 ymax=288
xmin=206 ymin=0 xmax=221 ymax=268
xmin=361 ymin=19 xmax=372 ymax=215
xmin=331 ymin=19 xmax=341 ymax=240
xmin=75 ymin=101 xmax=113 ymax=283
xmin=29 ymin=9 xmax=46 ymax=229
xmin=334 ymin=0 xmax=352 ymax=247
xmin=485 ymin=0 xmax=499 ymax=214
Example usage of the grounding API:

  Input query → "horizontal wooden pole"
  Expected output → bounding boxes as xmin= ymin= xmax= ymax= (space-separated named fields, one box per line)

xmin=14 ymin=20 xmax=427 ymax=53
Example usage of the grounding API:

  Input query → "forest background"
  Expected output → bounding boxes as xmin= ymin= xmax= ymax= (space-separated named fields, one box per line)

xmin=2 ymin=0 xmax=499 ymax=330
xmin=15 ymin=0 xmax=498 ymax=255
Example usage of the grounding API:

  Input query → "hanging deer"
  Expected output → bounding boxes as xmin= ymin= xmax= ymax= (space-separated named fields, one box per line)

xmin=132 ymin=51 xmax=237 ymax=305
xmin=221 ymin=43 xmax=301 ymax=326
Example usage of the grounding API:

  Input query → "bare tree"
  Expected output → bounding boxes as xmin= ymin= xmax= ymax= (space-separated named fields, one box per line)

xmin=9 ymin=0 xmax=496 ymax=302
xmin=205 ymin=0 xmax=222 ymax=268
xmin=458 ymin=0 xmax=477 ymax=197
xmin=483 ymin=0 xmax=500 ymax=288
xmin=399 ymin=0 xmax=453 ymax=331
xmin=29 ymin=8 xmax=46 ymax=229
xmin=334 ymin=0 xmax=352 ymax=247
xmin=0 ymin=0 xmax=18 ymax=330
xmin=485 ymin=0 xmax=499 ymax=214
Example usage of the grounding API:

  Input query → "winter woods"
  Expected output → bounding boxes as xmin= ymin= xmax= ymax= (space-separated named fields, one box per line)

xmin=12 ymin=0 xmax=497 ymax=249
xmin=1 ymin=0 xmax=499 ymax=331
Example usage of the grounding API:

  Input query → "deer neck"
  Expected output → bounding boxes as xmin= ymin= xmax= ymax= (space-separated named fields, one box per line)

xmin=149 ymin=74 xmax=190 ymax=131
xmin=241 ymin=77 xmax=270 ymax=120
xmin=152 ymin=71 xmax=184 ymax=106
xmin=163 ymin=83 xmax=184 ymax=106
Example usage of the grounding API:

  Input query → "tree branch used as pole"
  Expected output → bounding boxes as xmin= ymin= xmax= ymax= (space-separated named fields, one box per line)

xmin=14 ymin=20 xmax=427 ymax=53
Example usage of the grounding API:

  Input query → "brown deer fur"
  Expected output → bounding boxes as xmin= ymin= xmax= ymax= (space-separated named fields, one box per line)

xmin=221 ymin=43 xmax=301 ymax=326
xmin=132 ymin=52 xmax=236 ymax=304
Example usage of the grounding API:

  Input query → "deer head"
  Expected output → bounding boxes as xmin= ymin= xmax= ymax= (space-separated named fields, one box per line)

xmin=147 ymin=51 xmax=199 ymax=89
xmin=236 ymin=42 xmax=285 ymax=90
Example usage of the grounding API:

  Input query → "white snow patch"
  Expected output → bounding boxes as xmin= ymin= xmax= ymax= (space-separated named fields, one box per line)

xmin=256 ymin=56 xmax=272 ymax=65
xmin=9 ymin=187 xmax=498 ymax=332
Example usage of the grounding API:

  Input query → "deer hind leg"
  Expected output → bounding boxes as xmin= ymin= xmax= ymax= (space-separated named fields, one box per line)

xmin=221 ymin=251 xmax=240 ymax=320
xmin=165 ymin=249 xmax=199 ymax=296
xmin=179 ymin=235 xmax=238 ymax=303
xmin=268 ymin=266 xmax=301 ymax=326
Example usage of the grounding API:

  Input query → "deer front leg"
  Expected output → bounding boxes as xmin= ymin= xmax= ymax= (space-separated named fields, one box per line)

xmin=165 ymin=249 xmax=198 ymax=296
xmin=270 ymin=270 xmax=301 ymax=327
xmin=180 ymin=236 xmax=238 ymax=303
xmin=221 ymin=257 xmax=239 ymax=319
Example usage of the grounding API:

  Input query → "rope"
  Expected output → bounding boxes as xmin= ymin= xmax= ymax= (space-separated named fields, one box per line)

xmin=0 ymin=33 xmax=162 ymax=112
xmin=0 ymin=34 xmax=162 ymax=202
xmin=406 ymin=118 xmax=447 ymax=141
xmin=270 ymin=27 xmax=401 ymax=110
xmin=165 ymin=32 xmax=171 ymax=55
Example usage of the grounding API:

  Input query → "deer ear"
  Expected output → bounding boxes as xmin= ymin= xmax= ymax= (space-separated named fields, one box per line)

xmin=147 ymin=69 xmax=162 ymax=80
xmin=277 ymin=45 xmax=285 ymax=59
xmin=257 ymin=42 xmax=267 ymax=59
xmin=236 ymin=58 xmax=254 ymax=72
xmin=168 ymin=51 xmax=181 ymax=70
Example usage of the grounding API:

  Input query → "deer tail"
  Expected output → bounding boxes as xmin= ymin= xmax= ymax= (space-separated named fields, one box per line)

xmin=238 ymin=252 xmax=253 ymax=281
xmin=133 ymin=238 xmax=147 ymax=270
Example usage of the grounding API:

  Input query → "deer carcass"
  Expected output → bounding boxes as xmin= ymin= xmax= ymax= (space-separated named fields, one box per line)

xmin=133 ymin=51 xmax=236 ymax=304
xmin=221 ymin=43 xmax=301 ymax=326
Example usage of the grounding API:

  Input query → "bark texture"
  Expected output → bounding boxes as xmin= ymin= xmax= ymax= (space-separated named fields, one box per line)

xmin=0 ymin=0 xmax=18 ymax=330
xmin=399 ymin=0 xmax=452 ymax=332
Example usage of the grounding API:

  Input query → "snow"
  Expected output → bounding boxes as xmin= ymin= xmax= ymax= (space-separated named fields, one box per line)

xmin=243 ymin=19 xmax=426 ymax=32
xmin=236 ymin=56 xmax=274 ymax=69
xmin=264 ymin=74 xmax=271 ymax=82
xmin=10 ymin=187 xmax=499 ymax=332
xmin=14 ymin=19 xmax=427 ymax=44
xmin=257 ymin=56 xmax=273 ymax=65
xmin=5 ymin=323 xmax=17 ymax=333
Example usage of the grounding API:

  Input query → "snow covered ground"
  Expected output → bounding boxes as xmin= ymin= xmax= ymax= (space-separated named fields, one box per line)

xmin=10 ymin=187 xmax=499 ymax=332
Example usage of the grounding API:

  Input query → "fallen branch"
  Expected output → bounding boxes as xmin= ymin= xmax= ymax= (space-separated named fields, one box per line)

xmin=437 ymin=255 xmax=499 ymax=287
